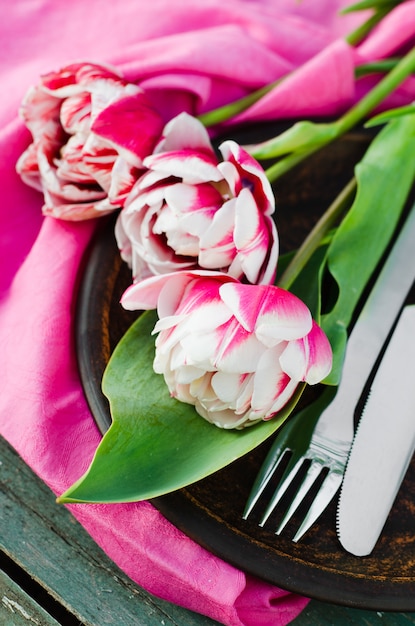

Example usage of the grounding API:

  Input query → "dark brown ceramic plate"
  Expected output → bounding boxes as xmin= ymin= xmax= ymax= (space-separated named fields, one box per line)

xmin=75 ymin=122 xmax=415 ymax=610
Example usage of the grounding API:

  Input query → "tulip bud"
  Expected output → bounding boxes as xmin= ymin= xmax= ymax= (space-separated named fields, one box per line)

xmin=122 ymin=271 xmax=332 ymax=429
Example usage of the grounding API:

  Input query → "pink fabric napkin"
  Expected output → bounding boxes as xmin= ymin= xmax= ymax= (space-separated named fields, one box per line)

xmin=1 ymin=2 xmax=414 ymax=625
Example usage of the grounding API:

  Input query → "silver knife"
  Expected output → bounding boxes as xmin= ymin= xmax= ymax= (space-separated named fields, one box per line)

xmin=321 ymin=202 xmax=415 ymax=428
xmin=337 ymin=304 xmax=415 ymax=556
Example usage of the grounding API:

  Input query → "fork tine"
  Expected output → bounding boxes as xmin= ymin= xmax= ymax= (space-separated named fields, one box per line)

xmin=291 ymin=470 xmax=343 ymax=542
xmin=242 ymin=446 xmax=290 ymax=520
xmin=259 ymin=455 xmax=306 ymax=527
xmin=244 ymin=401 xmax=325 ymax=520
xmin=273 ymin=460 xmax=323 ymax=534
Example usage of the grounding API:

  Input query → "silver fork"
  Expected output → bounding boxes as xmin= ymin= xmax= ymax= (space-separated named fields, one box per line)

xmin=243 ymin=383 xmax=354 ymax=542
xmin=242 ymin=375 xmax=356 ymax=542
xmin=243 ymin=202 xmax=415 ymax=542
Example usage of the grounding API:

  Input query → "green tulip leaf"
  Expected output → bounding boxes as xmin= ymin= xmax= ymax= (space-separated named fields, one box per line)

xmin=58 ymin=310 xmax=305 ymax=504
xmin=322 ymin=113 xmax=415 ymax=384
xmin=365 ymin=104 xmax=415 ymax=127
xmin=286 ymin=243 xmax=328 ymax=321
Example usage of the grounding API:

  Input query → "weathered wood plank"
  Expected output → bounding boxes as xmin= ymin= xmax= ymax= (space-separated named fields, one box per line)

xmin=0 ymin=436 xmax=220 ymax=626
xmin=1 ymin=569 xmax=61 ymax=626
xmin=3 ymin=433 xmax=415 ymax=626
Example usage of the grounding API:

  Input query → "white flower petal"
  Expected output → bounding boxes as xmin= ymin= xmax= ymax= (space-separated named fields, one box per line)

xmin=219 ymin=282 xmax=312 ymax=341
xmin=155 ymin=112 xmax=216 ymax=154
xmin=250 ymin=344 xmax=288 ymax=416
xmin=144 ymin=150 xmax=222 ymax=185
xmin=280 ymin=322 xmax=332 ymax=384
xmin=210 ymin=371 xmax=254 ymax=415
xmin=219 ymin=140 xmax=275 ymax=215
xmin=213 ymin=323 xmax=265 ymax=373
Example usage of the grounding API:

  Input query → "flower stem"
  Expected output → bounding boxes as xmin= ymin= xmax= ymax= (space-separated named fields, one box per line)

xmin=197 ymin=78 xmax=284 ymax=128
xmin=334 ymin=45 xmax=415 ymax=135
xmin=197 ymin=56 xmax=398 ymax=129
xmin=278 ymin=178 xmax=357 ymax=290
xmin=345 ymin=6 xmax=391 ymax=46
xmin=197 ymin=4 xmax=401 ymax=129
xmin=355 ymin=57 xmax=401 ymax=78
xmin=264 ymin=45 xmax=415 ymax=183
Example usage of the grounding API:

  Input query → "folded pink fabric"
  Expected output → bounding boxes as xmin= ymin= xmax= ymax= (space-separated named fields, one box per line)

xmin=1 ymin=2 xmax=414 ymax=625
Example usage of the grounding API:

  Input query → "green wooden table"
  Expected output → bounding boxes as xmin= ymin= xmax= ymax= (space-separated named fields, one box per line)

xmin=1 ymin=435 xmax=415 ymax=626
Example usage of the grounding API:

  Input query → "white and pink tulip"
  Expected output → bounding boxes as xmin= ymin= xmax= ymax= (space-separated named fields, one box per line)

xmin=16 ymin=62 xmax=164 ymax=220
xmin=115 ymin=112 xmax=279 ymax=285
xmin=121 ymin=271 xmax=333 ymax=429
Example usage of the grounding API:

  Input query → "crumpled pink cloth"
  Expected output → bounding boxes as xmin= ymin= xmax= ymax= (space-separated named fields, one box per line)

xmin=1 ymin=2 xmax=414 ymax=625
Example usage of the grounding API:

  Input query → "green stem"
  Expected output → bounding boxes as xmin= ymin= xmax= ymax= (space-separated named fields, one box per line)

xmin=335 ymin=45 xmax=415 ymax=135
xmin=197 ymin=55 xmax=397 ymax=128
xmin=345 ymin=6 xmax=391 ymax=46
xmin=355 ymin=57 xmax=401 ymax=78
xmin=265 ymin=150 xmax=312 ymax=182
xmin=197 ymin=77 xmax=283 ymax=128
xmin=196 ymin=4 xmax=401 ymax=129
xmin=278 ymin=178 xmax=357 ymax=290
xmin=265 ymin=45 xmax=415 ymax=183
xmin=341 ymin=0 xmax=402 ymax=14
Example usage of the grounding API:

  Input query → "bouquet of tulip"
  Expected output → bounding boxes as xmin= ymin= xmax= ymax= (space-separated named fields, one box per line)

xmin=16 ymin=0 xmax=415 ymax=504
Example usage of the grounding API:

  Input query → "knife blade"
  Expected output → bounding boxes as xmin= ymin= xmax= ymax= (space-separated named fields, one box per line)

xmin=323 ymin=202 xmax=415 ymax=424
xmin=337 ymin=304 xmax=415 ymax=556
xmin=303 ymin=201 xmax=415 ymax=462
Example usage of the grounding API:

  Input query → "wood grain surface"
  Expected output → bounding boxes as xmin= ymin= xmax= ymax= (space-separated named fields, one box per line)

xmin=0 ymin=436 xmax=220 ymax=625
xmin=2 ymin=435 xmax=415 ymax=625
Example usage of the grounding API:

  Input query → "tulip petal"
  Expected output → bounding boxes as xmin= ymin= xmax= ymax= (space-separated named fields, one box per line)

xmin=42 ymin=198 xmax=113 ymax=221
xmin=251 ymin=345 xmax=299 ymax=417
xmin=156 ymin=214 xmax=200 ymax=257
xmin=280 ymin=321 xmax=333 ymax=384
xmin=210 ymin=321 xmax=266 ymax=373
xmin=304 ymin=322 xmax=333 ymax=384
xmin=219 ymin=140 xmax=275 ymax=215
xmin=195 ymin=402 xmax=257 ymax=429
xmin=264 ymin=377 xmax=299 ymax=419
xmin=144 ymin=150 xmax=222 ymax=185
xmin=179 ymin=325 xmax=227 ymax=369
xmin=198 ymin=200 xmax=236 ymax=269
xmin=164 ymin=182 xmax=222 ymax=218
xmin=60 ymin=93 xmax=92 ymax=134
xmin=16 ymin=144 xmax=43 ymax=192
xmin=36 ymin=148 xmax=109 ymax=211
xmin=232 ymin=188 xmax=279 ymax=284
xmin=91 ymin=93 xmax=164 ymax=167
xmin=219 ymin=282 xmax=312 ymax=340
xmin=121 ymin=272 xmax=185 ymax=311
xmin=108 ymin=156 xmax=142 ymax=206
xmin=211 ymin=371 xmax=253 ymax=414
xmin=18 ymin=84 xmax=62 ymax=140
xmin=170 ymin=357 xmax=206 ymax=384
xmin=155 ymin=111 xmax=215 ymax=154
xmin=159 ymin=182 xmax=224 ymax=257
xmin=188 ymin=372 xmax=216 ymax=404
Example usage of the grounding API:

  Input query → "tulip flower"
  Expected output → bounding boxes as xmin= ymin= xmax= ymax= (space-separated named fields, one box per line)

xmin=115 ymin=112 xmax=278 ymax=285
xmin=16 ymin=62 xmax=164 ymax=220
xmin=121 ymin=271 xmax=332 ymax=429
